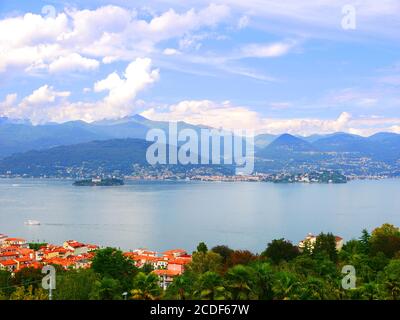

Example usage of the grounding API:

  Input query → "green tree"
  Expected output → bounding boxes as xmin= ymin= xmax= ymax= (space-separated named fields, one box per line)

xmin=250 ymin=263 xmax=275 ymax=300
xmin=9 ymin=285 xmax=48 ymax=300
xmin=141 ymin=263 xmax=155 ymax=274
xmin=313 ymin=254 xmax=338 ymax=279
xmin=226 ymin=250 xmax=257 ymax=269
xmin=131 ymin=272 xmax=162 ymax=300
xmin=261 ymin=239 xmax=299 ymax=265
xmin=341 ymin=253 xmax=375 ymax=283
xmin=165 ymin=274 xmax=193 ymax=300
xmin=372 ymin=223 xmax=400 ymax=238
xmin=12 ymin=267 xmax=43 ymax=289
xmin=196 ymin=242 xmax=208 ymax=254
xmin=356 ymin=282 xmax=380 ymax=300
xmin=54 ymin=269 xmax=99 ymax=300
xmin=381 ymin=259 xmax=400 ymax=300
xmin=0 ymin=270 xmax=13 ymax=298
xmin=194 ymin=271 xmax=227 ymax=300
xmin=91 ymin=247 xmax=137 ymax=290
xmin=313 ymin=233 xmax=338 ymax=263
xmin=370 ymin=224 xmax=400 ymax=258
xmin=272 ymin=272 xmax=301 ymax=300
xmin=359 ymin=229 xmax=371 ymax=254
xmin=186 ymin=251 xmax=223 ymax=275
xmin=225 ymin=265 xmax=255 ymax=300
xmin=28 ymin=242 xmax=47 ymax=251
xmin=290 ymin=254 xmax=319 ymax=277
xmin=340 ymin=239 xmax=362 ymax=259
xmin=299 ymin=277 xmax=330 ymax=300
xmin=0 ymin=291 xmax=7 ymax=300
xmin=211 ymin=245 xmax=234 ymax=264
xmin=90 ymin=277 xmax=122 ymax=300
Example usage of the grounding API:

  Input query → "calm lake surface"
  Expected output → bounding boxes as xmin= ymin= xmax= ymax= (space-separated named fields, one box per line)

xmin=0 ymin=178 xmax=399 ymax=253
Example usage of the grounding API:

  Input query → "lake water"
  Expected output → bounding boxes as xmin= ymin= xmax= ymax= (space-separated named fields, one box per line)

xmin=0 ymin=178 xmax=399 ymax=253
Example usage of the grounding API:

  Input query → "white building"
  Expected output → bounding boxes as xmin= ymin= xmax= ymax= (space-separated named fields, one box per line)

xmin=298 ymin=233 xmax=343 ymax=252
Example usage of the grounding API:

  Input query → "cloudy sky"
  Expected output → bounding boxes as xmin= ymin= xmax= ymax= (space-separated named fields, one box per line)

xmin=0 ymin=0 xmax=399 ymax=135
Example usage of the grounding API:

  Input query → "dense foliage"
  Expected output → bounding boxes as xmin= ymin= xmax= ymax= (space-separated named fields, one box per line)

xmin=2 ymin=223 xmax=400 ymax=300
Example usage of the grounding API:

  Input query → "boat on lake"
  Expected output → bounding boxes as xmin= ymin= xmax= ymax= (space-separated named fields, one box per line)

xmin=24 ymin=220 xmax=40 ymax=225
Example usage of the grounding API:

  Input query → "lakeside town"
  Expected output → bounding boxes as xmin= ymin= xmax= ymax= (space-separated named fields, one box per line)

xmin=3 ymin=223 xmax=400 ymax=300
xmin=0 ymin=170 xmax=355 ymax=184
xmin=0 ymin=232 xmax=344 ymax=290
xmin=127 ymin=170 xmax=349 ymax=183
xmin=0 ymin=233 xmax=194 ymax=289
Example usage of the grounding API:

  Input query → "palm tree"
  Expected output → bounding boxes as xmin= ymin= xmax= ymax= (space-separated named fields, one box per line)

xmin=272 ymin=271 xmax=301 ymax=300
xmin=194 ymin=271 xmax=228 ymax=300
xmin=299 ymin=277 xmax=327 ymax=300
xmin=225 ymin=265 xmax=256 ymax=300
xmin=90 ymin=277 xmax=122 ymax=300
xmin=166 ymin=275 xmax=192 ymax=300
xmin=131 ymin=272 xmax=162 ymax=300
xmin=251 ymin=263 xmax=275 ymax=300
xmin=360 ymin=282 xmax=380 ymax=300
xmin=381 ymin=260 xmax=400 ymax=300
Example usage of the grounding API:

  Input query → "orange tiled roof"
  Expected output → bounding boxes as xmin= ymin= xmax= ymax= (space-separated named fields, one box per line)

xmin=163 ymin=249 xmax=187 ymax=255
xmin=4 ymin=238 xmax=26 ymax=242
xmin=168 ymin=257 xmax=192 ymax=265
xmin=65 ymin=241 xmax=85 ymax=248
xmin=0 ymin=251 xmax=19 ymax=257
xmin=153 ymin=269 xmax=181 ymax=277
xmin=15 ymin=256 xmax=33 ymax=263
xmin=16 ymin=248 xmax=34 ymax=255
xmin=0 ymin=259 xmax=18 ymax=266
xmin=0 ymin=245 xmax=20 ymax=251
xmin=44 ymin=258 xmax=75 ymax=267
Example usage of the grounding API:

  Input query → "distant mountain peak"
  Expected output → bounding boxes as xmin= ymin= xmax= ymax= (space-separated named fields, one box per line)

xmin=131 ymin=114 xmax=148 ymax=122
xmin=264 ymin=133 xmax=315 ymax=153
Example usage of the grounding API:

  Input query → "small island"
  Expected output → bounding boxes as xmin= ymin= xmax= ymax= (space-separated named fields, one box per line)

xmin=73 ymin=178 xmax=124 ymax=186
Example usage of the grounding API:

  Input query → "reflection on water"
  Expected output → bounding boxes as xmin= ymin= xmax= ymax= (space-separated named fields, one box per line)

xmin=0 ymin=178 xmax=399 ymax=252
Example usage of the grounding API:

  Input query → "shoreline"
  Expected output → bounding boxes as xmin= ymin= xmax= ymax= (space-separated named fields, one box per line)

xmin=0 ymin=175 xmax=398 ymax=183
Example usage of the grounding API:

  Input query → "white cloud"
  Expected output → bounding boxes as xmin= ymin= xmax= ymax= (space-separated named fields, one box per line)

xmin=0 ymin=58 xmax=159 ymax=124
xmin=260 ymin=112 xmax=353 ymax=135
xmin=0 ymin=12 xmax=68 ymax=48
xmin=0 ymin=4 xmax=230 ymax=74
xmin=142 ymin=100 xmax=261 ymax=130
xmin=22 ymin=85 xmax=70 ymax=106
xmin=0 ymin=94 xmax=17 ymax=107
xmin=141 ymin=100 xmax=400 ymax=136
xmin=143 ymin=4 xmax=229 ymax=40
xmin=159 ymin=0 xmax=400 ymax=41
xmin=163 ymin=48 xmax=181 ymax=56
xmin=241 ymin=41 xmax=296 ymax=58
xmin=237 ymin=15 xmax=250 ymax=29
xmin=48 ymin=53 xmax=99 ymax=73
xmin=94 ymin=58 xmax=159 ymax=108
xmin=327 ymin=88 xmax=381 ymax=108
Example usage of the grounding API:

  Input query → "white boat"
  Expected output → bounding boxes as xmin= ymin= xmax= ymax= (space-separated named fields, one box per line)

xmin=24 ymin=220 xmax=41 ymax=226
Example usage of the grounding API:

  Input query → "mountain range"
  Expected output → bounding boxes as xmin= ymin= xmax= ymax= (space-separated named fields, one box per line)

xmin=0 ymin=115 xmax=207 ymax=159
xmin=0 ymin=115 xmax=400 ymax=177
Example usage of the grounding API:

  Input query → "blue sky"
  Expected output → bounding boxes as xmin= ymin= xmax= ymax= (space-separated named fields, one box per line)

xmin=0 ymin=0 xmax=399 ymax=135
